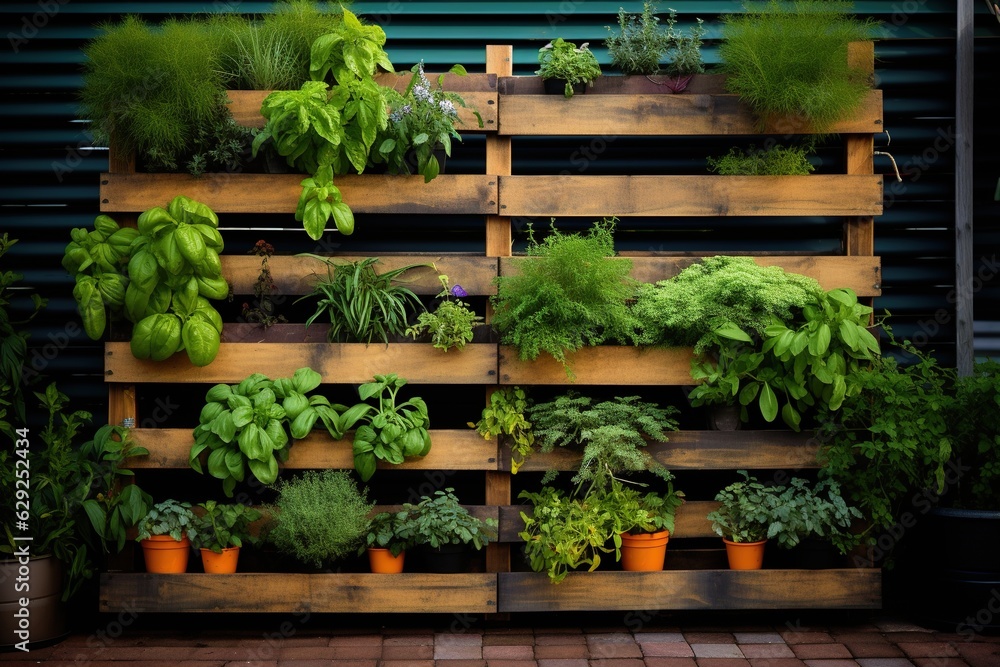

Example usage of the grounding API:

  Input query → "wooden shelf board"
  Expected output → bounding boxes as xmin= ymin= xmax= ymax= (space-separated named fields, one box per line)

xmin=498 ymin=345 xmax=695 ymax=386
xmin=100 ymin=572 xmax=497 ymax=613
xmin=497 ymin=569 xmax=881 ymax=612
xmin=498 ymin=501 xmax=722 ymax=542
xmin=105 ymin=342 xmax=498 ymax=385
xmin=497 ymin=90 xmax=882 ymax=136
xmin=100 ymin=173 xmax=498 ymax=215
xmin=128 ymin=428 xmax=498 ymax=471
xmin=498 ymin=175 xmax=883 ymax=218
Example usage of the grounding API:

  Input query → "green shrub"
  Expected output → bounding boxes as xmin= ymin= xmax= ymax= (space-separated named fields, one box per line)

xmin=707 ymin=143 xmax=816 ymax=175
xmin=490 ymin=218 xmax=641 ymax=377
xmin=267 ymin=470 xmax=373 ymax=568
xmin=605 ymin=2 xmax=670 ymax=76
xmin=718 ymin=0 xmax=877 ymax=135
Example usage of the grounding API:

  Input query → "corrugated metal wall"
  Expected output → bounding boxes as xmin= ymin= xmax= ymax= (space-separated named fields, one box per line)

xmin=1 ymin=0 xmax=997 ymax=421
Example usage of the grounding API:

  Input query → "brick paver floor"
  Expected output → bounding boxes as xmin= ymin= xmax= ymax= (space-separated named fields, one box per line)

xmin=3 ymin=614 xmax=999 ymax=666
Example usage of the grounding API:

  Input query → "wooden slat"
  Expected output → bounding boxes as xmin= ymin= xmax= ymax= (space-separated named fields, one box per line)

xmin=498 ymin=74 xmax=728 ymax=95
xmin=224 ymin=254 xmax=498 ymax=296
xmin=499 ymin=501 xmax=722 ymax=542
xmin=100 ymin=173 xmax=498 ymax=215
xmin=497 ymin=569 xmax=881 ymax=612
xmin=503 ymin=430 xmax=819 ymax=472
xmin=128 ymin=428 xmax=497 ymax=471
xmin=498 ymin=91 xmax=882 ymax=136
xmin=105 ymin=342 xmax=498 ymax=385
xmin=498 ymin=175 xmax=883 ymax=218
xmin=101 ymin=573 xmax=497 ymax=613
xmin=501 ymin=256 xmax=882 ymax=297
xmin=498 ymin=346 xmax=694 ymax=386
xmin=227 ymin=89 xmax=496 ymax=132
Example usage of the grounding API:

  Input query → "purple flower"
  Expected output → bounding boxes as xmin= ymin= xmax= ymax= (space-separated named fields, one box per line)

xmin=450 ymin=284 xmax=468 ymax=298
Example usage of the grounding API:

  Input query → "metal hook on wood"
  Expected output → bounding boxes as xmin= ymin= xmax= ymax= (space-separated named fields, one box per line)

xmin=875 ymin=129 xmax=902 ymax=183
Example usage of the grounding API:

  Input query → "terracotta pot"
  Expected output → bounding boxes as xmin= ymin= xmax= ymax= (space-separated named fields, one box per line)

xmin=723 ymin=538 xmax=767 ymax=570
xmin=140 ymin=535 xmax=191 ymax=574
xmin=200 ymin=546 xmax=240 ymax=574
xmin=620 ymin=530 xmax=670 ymax=571
xmin=367 ymin=548 xmax=405 ymax=573
xmin=0 ymin=555 xmax=67 ymax=649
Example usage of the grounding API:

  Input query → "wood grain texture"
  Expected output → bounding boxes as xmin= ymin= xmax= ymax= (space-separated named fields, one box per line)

xmin=101 ymin=573 xmax=497 ymax=613
xmin=844 ymin=135 xmax=876 ymax=256
xmin=223 ymin=254 xmax=498 ymax=296
xmin=502 ymin=255 xmax=882 ymax=297
xmin=498 ymin=345 xmax=694 ymax=386
xmin=127 ymin=428 xmax=498 ymax=470
xmin=100 ymin=173 xmax=498 ymax=215
xmin=498 ymin=501 xmax=722 ymax=542
xmin=498 ymin=91 xmax=882 ymax=136
xmin=105 ymin=342 xmax=498 ymax=384
xmin=498 ymin=175 xmax=883 ymax=218
xmin=497 ymin=569 xmax=881 ymax=612
xmin=226 ymin=88 xmax=496 ymax=132
xmin=502 ymin=430 xmax=820 ymax=472
xmin=498 ymin=74 xmax=728 ymax=95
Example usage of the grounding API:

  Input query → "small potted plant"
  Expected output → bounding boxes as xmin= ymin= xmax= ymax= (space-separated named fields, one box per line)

xmin=604 ymin=3 xmax=706 ymax=93
xmin=400 ymin=488 xmax=497 ymax=573
xmin=468 ymin=385 xmax=535 ymax=473
xmin=190 ymin=500 xmax=262 ymax=574
xmin=359 ymin=511 xmax=416 ymax=573
xmin=616 ymin=483 xmax=685 ymax=572
xmin=706 ymin=471 xmax=786 ymax=570
xmin=536 ymin=37 xmax=602 ymax=97
xmin=768 ymin=478 xmax=862 ymax=569
xmin=135 ymin=499 xmax=197 ymax=574
xmin=405 ymin=275 xmax=485 ymax=351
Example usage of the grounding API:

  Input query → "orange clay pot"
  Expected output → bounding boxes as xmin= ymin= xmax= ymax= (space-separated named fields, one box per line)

xmin=140 ymin=535 xmax=191 ymax=573
xmin=367 ymin=548 xmax=405 ymax=573
xmin=200 ymin=546 xmax=240 ymax=574
xmin=723 ymin=538 xmax=767 ymax=570
xmin=620 ymin=530 xmax=670 ymax=571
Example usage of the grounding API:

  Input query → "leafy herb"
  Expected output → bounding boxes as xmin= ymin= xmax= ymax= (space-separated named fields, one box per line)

xmin=662 ymin=8 xmax=707 ymax=81
xmin=400 ymin=488 xmax=497 ymax=550
xmin=948 ymin=359 xmax=1000 ymax=509
xmin=352 ymin=373 xmax=431 ymax=482
xmin=359 ymin=510 xmax=416 ymax=557
xmin=605 ymin=1 xmax=670 ymax=76
xmin=535 ymin=38 xmax=602 ymax=97
xmin=706 ymin=471 xmax=787 ymax=543
xmin=190 ymin=500 xmax=262 ymax=554
xmin=769 ymin=477 xmax=862 ymax=553
xmin=490 ymin=218 xmax=641 ymax=378
xmin=405 ymin=275 xmax=484 ymax=351
xmin=469 ymin=386 xmax=535 ymax=473
xmin=135 ymin=499 xmax=197 ymax=542
xmin=707 ymin=143 xmax=817 ymax=175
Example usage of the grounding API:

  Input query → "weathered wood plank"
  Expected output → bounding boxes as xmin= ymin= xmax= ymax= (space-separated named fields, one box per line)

xmin=101 ymin=573 xmax=497 ymax=613
xmin=227 ymin=88 xmax=496 ymax=132
xmin=224 ymin=254 xmax=498 ymax=296
xmin=498 ymin=74 xmax=728 ymax=95
xmin=497 ymin=569 xmax=881 ymax=612
xmin=498 ymin=175 xmax=883 ymax=218
xmin=498 ymin=91 xmax=882 ymax=136
xmin=499 ymin=501 xmax=722 ymax=542
xmin=504 ymin=431 xmax=820 ymax=472
xmin=128 ymin=428 xmax=498 ymax=471
xmin=498 ymin=346 xmax=694 ymax=386
xmin=105 ymin=342 xmax=498 ymax=384
xmin=500 ymin=255 xmax=882 ymax=297
xmin=100 ymin=173 xmax=498 ymax=215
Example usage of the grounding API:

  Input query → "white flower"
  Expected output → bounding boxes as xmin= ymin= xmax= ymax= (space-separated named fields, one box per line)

xmin=438 ymin=99 xmax=457 ymax=117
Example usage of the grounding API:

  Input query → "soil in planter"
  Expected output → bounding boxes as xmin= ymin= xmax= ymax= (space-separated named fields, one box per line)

xmin=543 ymin=78 xmax=587 ymax=96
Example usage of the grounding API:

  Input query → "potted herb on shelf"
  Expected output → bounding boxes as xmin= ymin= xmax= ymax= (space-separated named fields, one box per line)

xmin=400 ymin=488 xmax=497 ymax=573
xmin=135 ymin=500 xmax=198 ymax=574
xmin=191 ymin=500 xmax=262 ymax=574
xmin=768 ymin=477 xmax=862 ymax=568
xmin=536 ymin=37 xmax=602 ymax=97
xmin=614 ymin=482 xmax=684 ymax=572
xmin=605 ymin=1 xmax=670 ymax=77
xmin=706 ymin=471 xmax=787 ymax=570
xmin=405 ymin=275 xmax=485 ymax=351
xmin=359 ymin=511 xmax=416 ymax=573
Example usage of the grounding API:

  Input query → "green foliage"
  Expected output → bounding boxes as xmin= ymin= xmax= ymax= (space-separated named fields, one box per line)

xmin=949 ymin=360 xmax=1000 ymax=509
xmin=718 ymin=0 xmax=877 ymax=135
xmin=252 ymin=80 xmax=346 ymax=176
xmin=706 ymin=470 xmax=787 ymax=543
xmin=633 ymin=255 xmax=823 ymax=350
xmin=359 ymin=510 xmax=415 ymax=557
xmin=241 ymin=240 xmax=287 ymax=328
xmin=663 ymin=8 xmax=707 ymax=78
xmin=707 ymin=143 xmax=816 ymax=175
xmin=259 ymin=0 xmax=348 ymax=84
xmin=689 ymin=287 xmax=879 ymax=430
xmin=295 ymin=164 xmax=355 ymax=238
xmin=490 ymin=218 xmax=641 ymax=378
xmin=351 ymin=374 xmax=431 ymax=482
xmin=123 ymin=197 xmax=228 ymax=366
xmin=189 ymin=372 xmax=291 ymax=497
xmin=135 ymin=499 xmax=197 ymax=542
xmin=535 ymin=37 xmax=602 ymax=97
xmin=191 ymin=501 xmax=262 ymax=553
xmin=267 ymin=470 xmax=374 ymax=568
xmin=0 ymin=235 xmax=45 ymax=442
xmin=527 ymin=392 xmax=679 ymax=488
xmin=405 ymin=275 xmax=484 ymax=351
xmin=769 ymin=477 xmax=862 ymax=553
xmin=79 ymin=16 xmax=246 ymax=174
xmin=816 ymin=328 xmax=955 ymax=537
xmin=299 ymin=256 xmax=429 ymax=345
xmin=400 ymin=488 xmax=497 ymax=550
xmin=78 ymin=424 xmax=153 ymax=555
xmin=308 ymin=7 xmax=393 ymax=85
xmin=605 ymin=2 xmax=670 ymax=76
xmin=377 ymin=62 xmax=483 ymax=182
xmin=469 ymin=386 xmax=535 ymax=473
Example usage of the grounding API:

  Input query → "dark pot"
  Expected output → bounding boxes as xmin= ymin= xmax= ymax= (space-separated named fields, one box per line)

xmin=404 ymin=146 xmax=447 ymax=175
xmin=708 ymin=404 xmax=742 ymax=430
xmin=543 ymin=78 xmax=586 ymax=96
xmin=768 ymin=537 xmax=841 ymax=570
xmin=1 ymin=556 xmax=68 ymax=649
xmin=416 ymin=543 xmax=471 ymax=573
xmin=263 ymin=150 xmax=291 ymax=174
